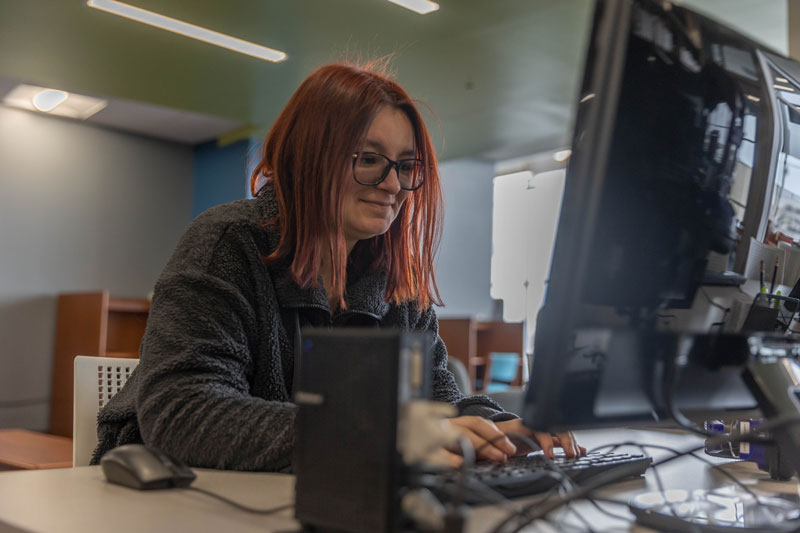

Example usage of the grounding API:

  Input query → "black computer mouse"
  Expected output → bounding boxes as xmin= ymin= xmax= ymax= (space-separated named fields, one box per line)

xmin=100 ymin=444 xmax=197 ymax=490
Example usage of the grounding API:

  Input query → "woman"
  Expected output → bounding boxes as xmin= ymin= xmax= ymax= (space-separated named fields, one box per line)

xmin=93 ymin=61 xmax=583 ymax=471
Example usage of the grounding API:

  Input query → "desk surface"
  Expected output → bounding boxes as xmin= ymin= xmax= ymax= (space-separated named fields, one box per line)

xmin=0 ymin=428 xmax=796 ymax=533
xmin=0 ymin=430 xmax=72 ymax=470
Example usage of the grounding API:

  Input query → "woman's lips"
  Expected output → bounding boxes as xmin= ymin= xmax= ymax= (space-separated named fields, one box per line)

xmin=362 ymin=199 xmax=393 ymax=208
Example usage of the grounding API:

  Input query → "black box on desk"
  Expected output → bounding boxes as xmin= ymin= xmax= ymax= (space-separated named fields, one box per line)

xmin=294 ymin=329 xmax=432 ymax=533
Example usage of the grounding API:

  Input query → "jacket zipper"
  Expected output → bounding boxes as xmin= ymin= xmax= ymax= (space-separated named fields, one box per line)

xmin=332 ymin=309 xmax=381 ymax=326
xmin=289 ymin=304 xmax=381 ymax=327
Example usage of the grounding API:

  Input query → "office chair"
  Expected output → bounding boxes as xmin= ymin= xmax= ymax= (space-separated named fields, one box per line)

xmin=72 ymin=356 xmax=138 ymax=467
xmin=485 ymin=352 xmax=520 ymax=393
xmin=446 ymin=357 xmax=472 ymax=395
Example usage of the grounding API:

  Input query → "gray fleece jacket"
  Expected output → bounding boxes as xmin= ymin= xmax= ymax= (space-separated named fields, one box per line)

xmin=91 ymin=186 xmax=514 ymax=471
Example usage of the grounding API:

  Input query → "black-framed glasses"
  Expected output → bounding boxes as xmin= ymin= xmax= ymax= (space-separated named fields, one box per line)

xmin=352 ymin=152 xmax=425 ymax=191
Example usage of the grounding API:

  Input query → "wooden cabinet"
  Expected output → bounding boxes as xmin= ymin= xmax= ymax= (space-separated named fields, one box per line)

xmin=437 ymin=318 xmax=524 ymax=392
xmin=49 ymin=291 xmax=149 ymax=437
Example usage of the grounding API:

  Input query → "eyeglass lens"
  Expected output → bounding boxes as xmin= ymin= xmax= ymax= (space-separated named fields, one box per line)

xmin=354 ymin=152 xmax=423 ymax=190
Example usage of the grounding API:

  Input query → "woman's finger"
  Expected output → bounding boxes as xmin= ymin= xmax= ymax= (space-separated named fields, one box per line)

xmin=449 ymin=417 xmax=516 ymax=461
xmin=555 ymin=432 xmax=579 ymax=457
xmin=533 ymin=431 xmax=556 ymax=459
xmin=457 ymin=417 xmax=516 ymax=454
xmin=430 ymin=448 xmax=464 ymax=469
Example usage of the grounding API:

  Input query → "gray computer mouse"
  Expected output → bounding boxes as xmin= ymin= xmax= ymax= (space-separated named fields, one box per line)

xmin=100 ymin=444 xmax=196 ymax=490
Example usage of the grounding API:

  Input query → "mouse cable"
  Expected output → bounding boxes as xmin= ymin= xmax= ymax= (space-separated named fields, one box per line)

xmin=185 ymin=486 xmax=294 ymax=515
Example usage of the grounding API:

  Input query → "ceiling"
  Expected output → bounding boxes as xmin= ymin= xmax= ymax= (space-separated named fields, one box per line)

xmin=0 ymin=0 xmax=790 ymax=160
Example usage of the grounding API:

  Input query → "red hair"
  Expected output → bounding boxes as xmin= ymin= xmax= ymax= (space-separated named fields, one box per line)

xmin=250 ymin=61 xmax=443 ymax=310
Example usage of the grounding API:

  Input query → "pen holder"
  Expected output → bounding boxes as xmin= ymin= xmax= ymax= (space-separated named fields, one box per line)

xmin=741 ymin=293 xmax=800 ymax=334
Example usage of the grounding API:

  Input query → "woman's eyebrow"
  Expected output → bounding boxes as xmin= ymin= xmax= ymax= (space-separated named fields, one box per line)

xmin=363 ymin=139 xmax=415 ymax=157
xmin=363 ymin=139 xmax=385 ymax=152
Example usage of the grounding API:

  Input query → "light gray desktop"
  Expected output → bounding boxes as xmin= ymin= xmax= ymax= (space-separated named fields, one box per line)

xmin=1 ymin=428 xmax=798 ymax=533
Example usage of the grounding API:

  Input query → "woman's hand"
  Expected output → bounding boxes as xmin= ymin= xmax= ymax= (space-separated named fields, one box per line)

xmin=494 ymin=418 xmax=586 ymax=459
xmin=446 ymin=416 xmax=587 ymax=464
xmin=448 ymin=416 xmax=518 ymax=462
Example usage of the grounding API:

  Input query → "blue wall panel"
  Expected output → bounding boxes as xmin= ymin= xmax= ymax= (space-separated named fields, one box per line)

xmin=192 ymin=139 xmax=253 ymax=217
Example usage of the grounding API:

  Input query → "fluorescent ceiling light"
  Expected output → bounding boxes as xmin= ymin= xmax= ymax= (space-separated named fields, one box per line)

xmin=3 ymin=84 xmax=107 ymax=119
xmin=32 ymin=89 xmax=69 ymax=112
xmin=745 ymin=94 xmax=760 ymax=102
xmin=553 ymin=149 xmax=571 ymax=162
xmin=387 ymin=0 xmax=439 ymax=15
xmin=774 ymin=84 xmax=795 ymax=92
xmin=86 ymin=0 xmax=287 ymax=62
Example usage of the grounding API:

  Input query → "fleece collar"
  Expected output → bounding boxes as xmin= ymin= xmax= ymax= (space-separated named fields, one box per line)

xmin=257 ymin=185 xmax=390 ymax=319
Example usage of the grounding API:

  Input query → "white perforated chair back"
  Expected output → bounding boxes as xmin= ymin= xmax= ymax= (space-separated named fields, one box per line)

xmin=73 ymin=356 xmax=139 ymax=467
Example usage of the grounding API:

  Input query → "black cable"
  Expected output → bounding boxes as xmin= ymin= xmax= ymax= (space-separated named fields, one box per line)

xmin=186 ymin=486 xmax=294 ymax=515
xmin=473 ymin=433 xmax=515 ymax=457
xmin=454 ymin=436 xmax=475 ymax=508
xmin=699 ymin=287 xmax=730 ymax=313
xmin=586 ymin=497 xmax=633 ymax=522
xmin=706 ymin=413 xmax=800 ymax=448
xmin=494 ymin=415 xmax=800 ymax=533
xmin=660 ymin=351 xmax=774 ymax=444
xmin=662 ymin=350 xmax=709 ymax=440
xmin=509 ymin=433 xmax=593 ymax=533
xmin=736 ymin=285 xmax=750 ymax=297
xmin=594 ymin=426 xmax=800 ymax=519
xmin=440 ymin=430 xmax=577 ymax=533
xmin=564 ymin=502 xmax=597 ymax=533
xmin=516 ymin=434 xmax=591 ymax=533
xmin=699 ymin=287 xmax=731 ymax=333
xmin=630 ymin=443 xmax=703 ymax=533
xmin=411 ymin=432 xmax=555 ymax=523
xmin=633 ymin=442 xmax=761 ymax=501
xmin=498 ymin=466 xmax=642 ymax=533
xmin=487 ymin=433 xmax=581 ymax=533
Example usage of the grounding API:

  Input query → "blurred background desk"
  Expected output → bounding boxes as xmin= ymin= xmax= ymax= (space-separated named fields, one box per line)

xmin=0 ymin=430 xmax=71 ymax=471
xmin=2 ymin=428 xmax=796 ymax=533
xmin=438 ymin=318 xmax=524 ymax=393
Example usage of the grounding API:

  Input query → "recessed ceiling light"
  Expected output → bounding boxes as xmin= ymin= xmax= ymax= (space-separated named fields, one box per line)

xmin=86 ymin=0 xmax=287 ymax=62
xmin=553 ymin=149 xmax=571 ymax=162
xmin=32 ymin=89 xmax=69 ymax=112
xmin=387 ymin=0 xmax=439 ymax=15
xmin=3 ymin=84 xmax=107 ymax=119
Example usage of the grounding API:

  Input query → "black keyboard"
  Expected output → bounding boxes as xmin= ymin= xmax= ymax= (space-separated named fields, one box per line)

xmin=430 ymin=451 xmax=652 ymax=504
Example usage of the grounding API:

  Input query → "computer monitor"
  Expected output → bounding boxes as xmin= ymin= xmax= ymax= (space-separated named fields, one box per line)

xmin=523 ymin=0 xmax=799 ymax=431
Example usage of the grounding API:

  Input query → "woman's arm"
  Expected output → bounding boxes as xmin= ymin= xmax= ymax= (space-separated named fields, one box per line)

xmin=135 ymin=271 xmax=295 ymax=471
xmin=413 ymin=306 xmax=585 ymax=461
xmin=134 ymin=215 xmax=296 ymax=472
xmin=412 ymin=306 xmax=516 ymax=421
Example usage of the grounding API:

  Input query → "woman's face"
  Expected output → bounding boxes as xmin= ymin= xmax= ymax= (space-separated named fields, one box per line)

xmin=342 ymin=106 xmax=414 ymax=250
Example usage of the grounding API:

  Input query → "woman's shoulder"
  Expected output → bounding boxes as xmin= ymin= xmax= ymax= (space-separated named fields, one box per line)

xmin=166 ymin=198 xmax=276 ymax=274
xmin=383 ymin=299 xmax=437 ymax=330
xmin=191 ymin=198 xmax=269 ymax=233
